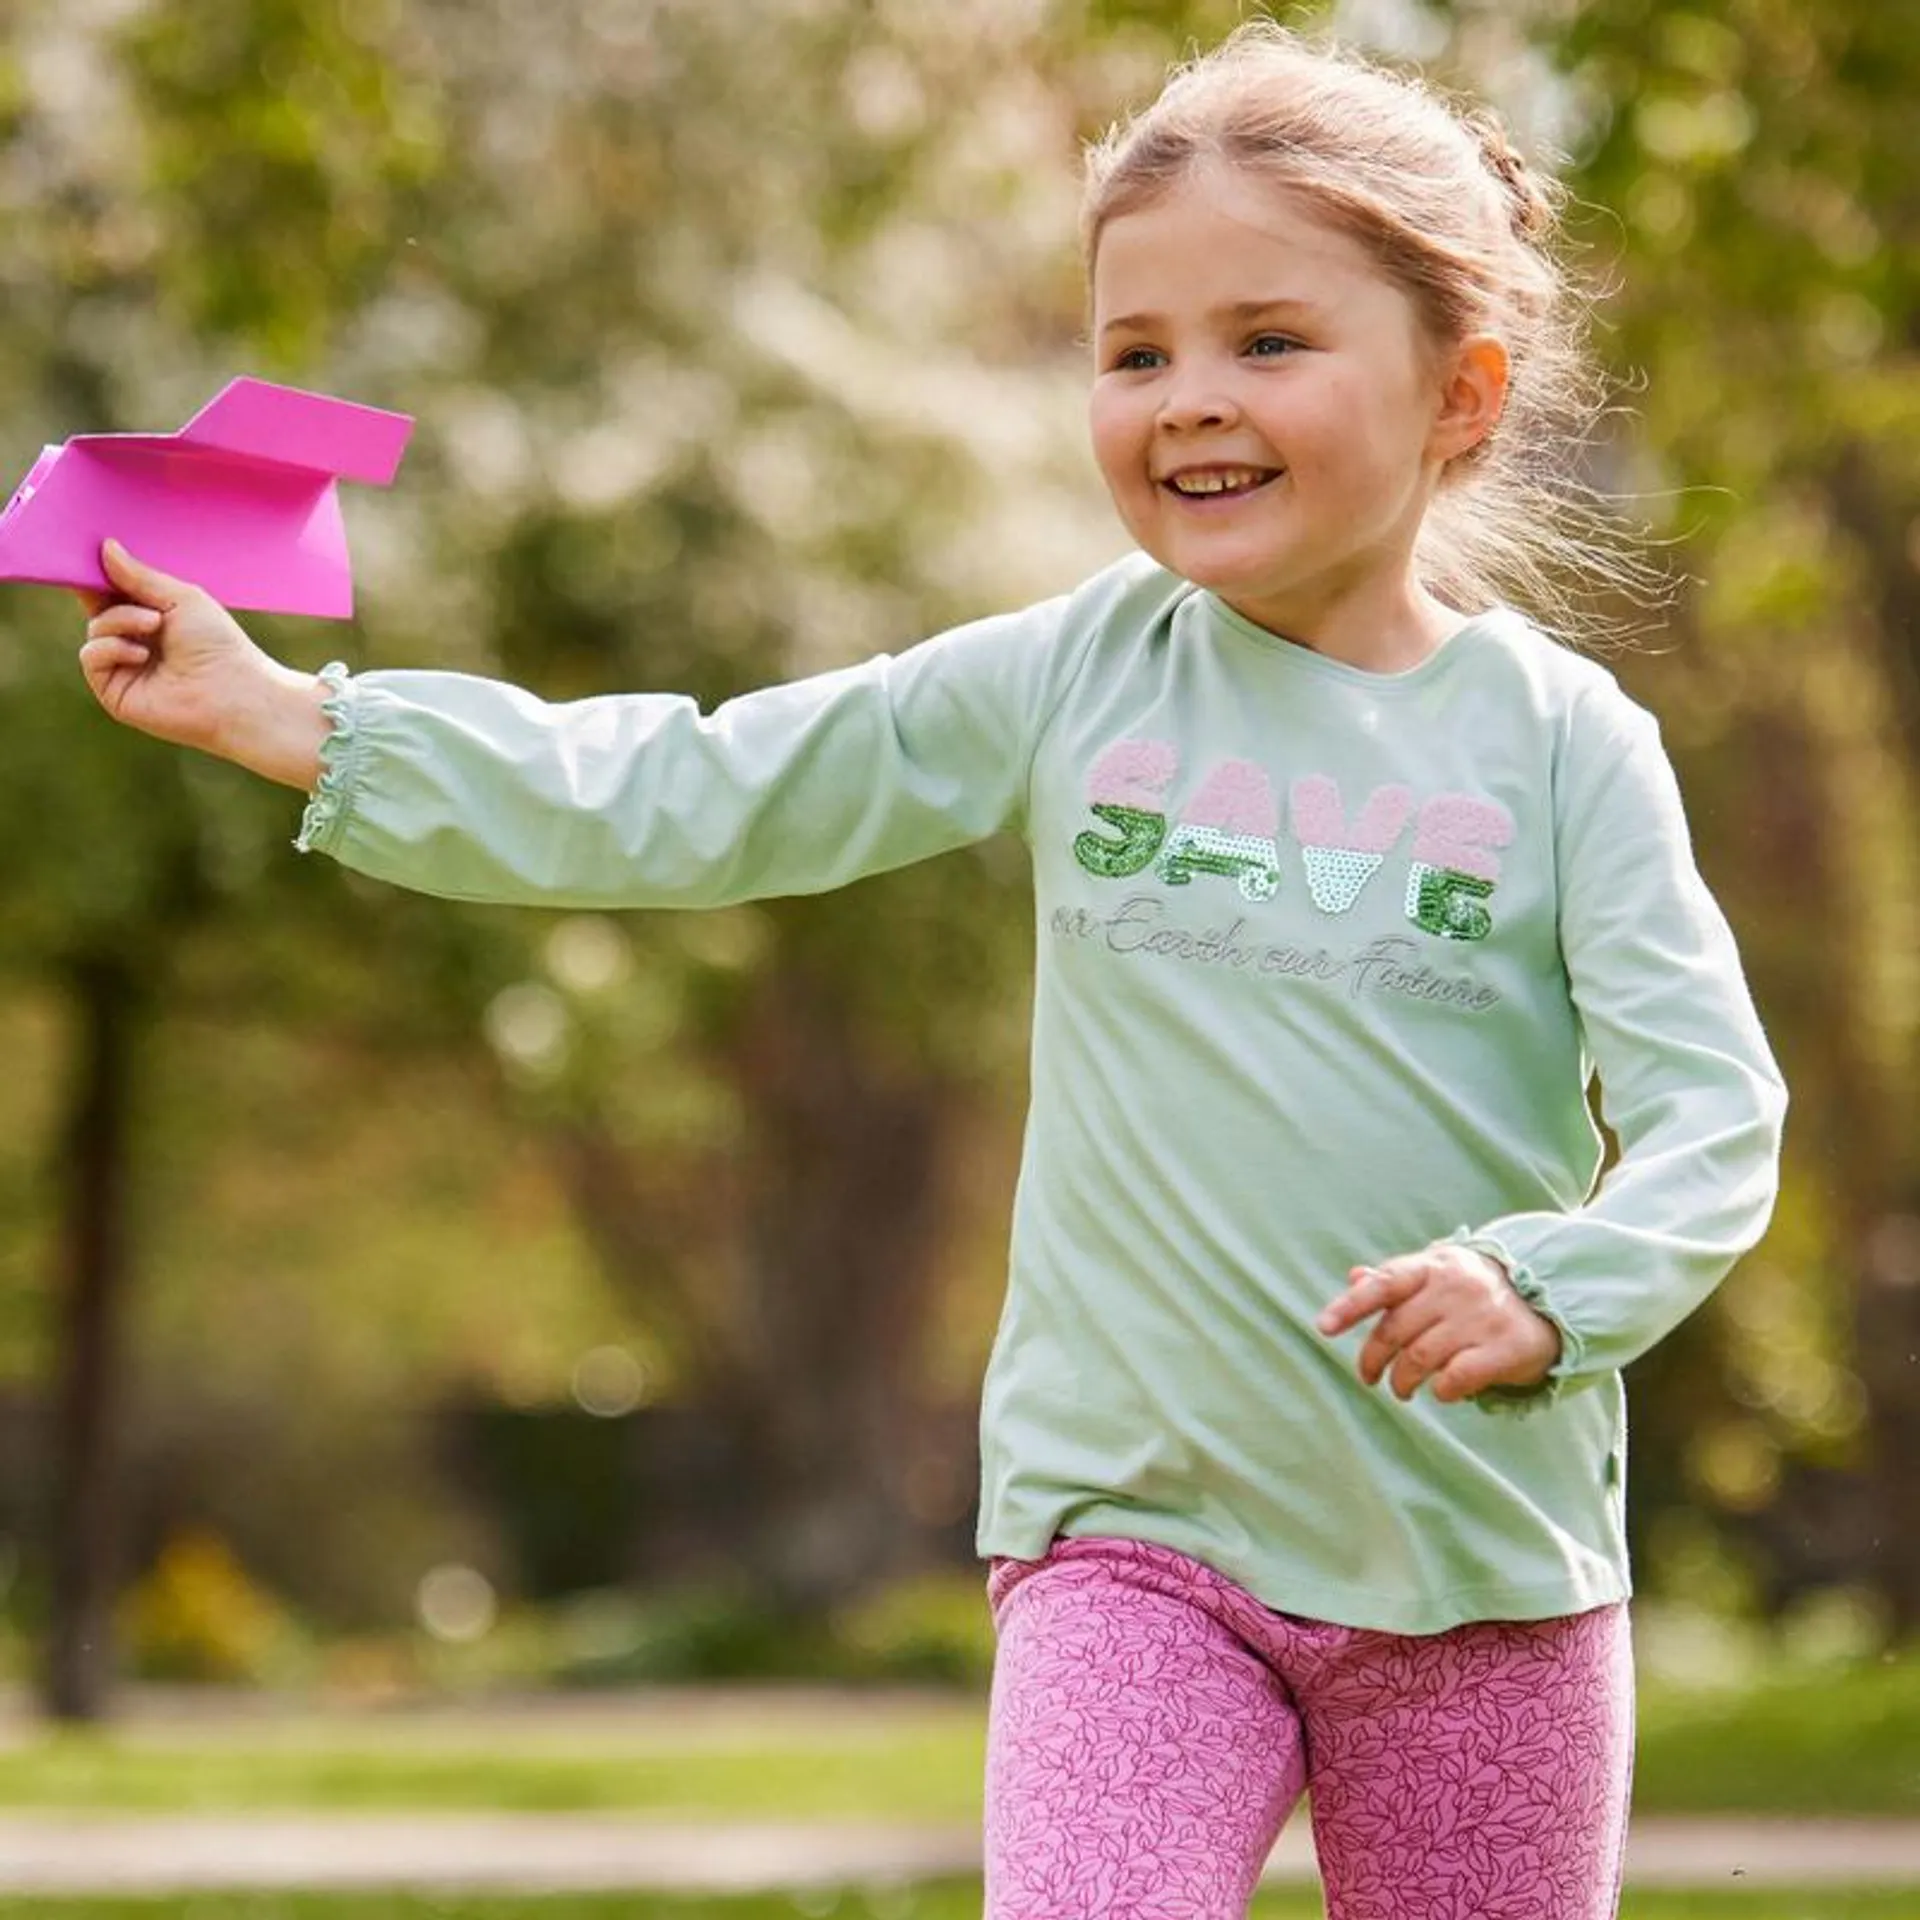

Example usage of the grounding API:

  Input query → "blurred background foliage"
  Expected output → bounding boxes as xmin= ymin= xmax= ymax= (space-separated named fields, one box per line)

xmin=0 ymin=0 xmax=1915 ymax=1718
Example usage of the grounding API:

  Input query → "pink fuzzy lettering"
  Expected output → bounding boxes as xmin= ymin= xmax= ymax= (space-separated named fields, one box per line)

xmin=1411 ymin=795 xmax=1515 ymax=883
xmin=1288 ymin=776 xmax=1414 ymax=854
xmin=1085 ymin=738 xmax=1177 ymax=811
xmin=1181 ymin=759 xmax=1278 ymax=839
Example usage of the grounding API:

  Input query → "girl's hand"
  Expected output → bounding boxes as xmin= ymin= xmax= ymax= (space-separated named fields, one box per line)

xmin=1316 ymin=1244 xmax=1562 ymax=1403
xmin=77 ymin=539 xmax=331 ymax=790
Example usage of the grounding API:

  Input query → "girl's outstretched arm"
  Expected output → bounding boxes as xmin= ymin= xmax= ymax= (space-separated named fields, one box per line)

xmin=79 ymin=536 xmax=1144 ymax=913
xmin=78 ymin=541 xmax=331 ymax=790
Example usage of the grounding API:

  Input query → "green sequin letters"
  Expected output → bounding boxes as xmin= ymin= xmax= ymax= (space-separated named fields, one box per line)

xmin=1074 ymin=803 xmax=1167 ymax=879
xmin=1407 ymin=862 xmax=1495 ymax=941
xmin=1157 ymin=826 xmax=1282 ymax=903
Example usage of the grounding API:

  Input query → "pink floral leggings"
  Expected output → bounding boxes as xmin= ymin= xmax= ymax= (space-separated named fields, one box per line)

xmin=985 ymin=1537 xmax=1633 ymax=1920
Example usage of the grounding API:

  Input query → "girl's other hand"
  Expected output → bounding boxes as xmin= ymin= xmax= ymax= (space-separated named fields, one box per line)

xmin=77 ymin=540 xmax=331 ymax=790
xmin=1316 ymin=1244 xmax=1562 ymax=1403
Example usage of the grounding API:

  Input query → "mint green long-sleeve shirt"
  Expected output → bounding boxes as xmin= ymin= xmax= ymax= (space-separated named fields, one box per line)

xmin=299 ymin=554 xmax=1785 ymax=1632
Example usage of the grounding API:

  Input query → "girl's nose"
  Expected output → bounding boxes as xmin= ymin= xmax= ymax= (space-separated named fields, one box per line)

xmin=1157 ymin=380 xmax=1239 ymax=433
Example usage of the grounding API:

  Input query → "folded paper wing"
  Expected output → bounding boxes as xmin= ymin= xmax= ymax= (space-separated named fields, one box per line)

xmin=0 ymin=377 xmax=414 ymax=618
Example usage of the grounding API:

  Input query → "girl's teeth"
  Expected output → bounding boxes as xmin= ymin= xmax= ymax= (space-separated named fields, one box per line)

xmin=1171 ymin=470 xmax=1268 ymax=495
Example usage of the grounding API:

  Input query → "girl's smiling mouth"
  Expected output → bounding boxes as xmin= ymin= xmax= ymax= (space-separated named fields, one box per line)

xmin=1160 ymin=465 xmax=1283 ymax=499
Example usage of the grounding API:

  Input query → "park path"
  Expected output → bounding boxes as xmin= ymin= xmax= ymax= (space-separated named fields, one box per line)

xmin=0 ymin=1687 xmax=1914 ymax=1896
xmin=0 ymin=1811 xmax=1917 ymax=1895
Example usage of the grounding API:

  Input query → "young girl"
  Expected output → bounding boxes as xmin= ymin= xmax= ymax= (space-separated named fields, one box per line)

xmin=79 ymin=23 xmax=1783 ymax=1920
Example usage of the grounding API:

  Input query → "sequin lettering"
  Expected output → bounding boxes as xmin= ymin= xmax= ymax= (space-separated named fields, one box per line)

xmin=1404 ymin=795 xmax=1514 ymax=941
xmin=1156 ymin=825 xmax=1284 ymax=900
xmin=1069 ymin=744 xmax=1519 ymax=945
xmin=1406 ymin=862 xmax=1497 ymax=941
xmin=1288 ymin=775 xmax=1414 ymax=915
xmin=1073 ymin=738 xmax=1175 ymax=879
xmin=1155 ymin=759 xmax=1283 ymax=901
xmin=1075 ymin=805 xmax=1166 ymax=878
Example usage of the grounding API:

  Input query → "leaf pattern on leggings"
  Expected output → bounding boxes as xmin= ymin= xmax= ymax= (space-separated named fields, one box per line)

xmin=984 ymin=1536 xmax=1632 ymax=1920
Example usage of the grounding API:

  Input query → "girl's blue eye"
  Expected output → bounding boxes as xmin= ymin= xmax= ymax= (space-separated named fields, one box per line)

xmin=1247 ymin=333 xmax=1299 ymax=358
xmin=1112 ymin=346 xmax=1164 ymax=371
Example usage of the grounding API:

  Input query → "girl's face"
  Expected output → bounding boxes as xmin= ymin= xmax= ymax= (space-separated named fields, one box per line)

xmin=1088 ymin=169 xmax=1491 ymax=654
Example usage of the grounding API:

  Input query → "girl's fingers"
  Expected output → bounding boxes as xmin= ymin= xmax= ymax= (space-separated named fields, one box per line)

xmin=1356 ymin=1292 xmax=1448 ymax=1386
xmin=87 ymin=603 xmax=163 ymax=642
xmin=1386 ymin=1326 xmax=1464 ymax=1400
xmin=79 ymin=635 xmax=154 ymax=676
xmin=1430 ymin=1347 xmax=1502 ymax=1403
xmin=1317 ymin=1260 xmax=1423 ymax=1336
xmin=100 ymin=538 xmax=190 ymax=611
xmin=1429 ymin=1315 xmax=1561 ymax=1402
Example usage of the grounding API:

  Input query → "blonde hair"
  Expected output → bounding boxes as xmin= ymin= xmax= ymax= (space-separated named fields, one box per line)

xmin=1083 ymin=22 xmax=1651 ymax=644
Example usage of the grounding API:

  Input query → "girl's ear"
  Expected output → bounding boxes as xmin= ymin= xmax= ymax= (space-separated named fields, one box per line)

xmin=1430 ymin=334 xmax=1510 ymax=463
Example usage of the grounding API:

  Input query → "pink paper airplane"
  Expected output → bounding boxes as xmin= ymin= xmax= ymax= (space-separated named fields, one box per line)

xmin=0 ymin=377 xmax=414 ymax=619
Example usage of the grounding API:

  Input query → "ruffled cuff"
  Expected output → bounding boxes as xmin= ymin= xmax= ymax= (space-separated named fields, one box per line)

xmin=293 ymin=661 xmax=359 ymax=854
xmin=1445 ymin=1227 xmax=1587 ymax=1416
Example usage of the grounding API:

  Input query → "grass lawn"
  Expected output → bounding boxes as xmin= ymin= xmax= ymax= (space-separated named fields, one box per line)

xmin=0 ymin=1718 xmax=985 ymax=1818
xmin=1634 ymin=1653 xmax=1920 ymax=1816
xmin=0 ymin=1888 xmax=1916 ymax=1919
xmin=0 ymin=1650 xmax=1914 ymax=1819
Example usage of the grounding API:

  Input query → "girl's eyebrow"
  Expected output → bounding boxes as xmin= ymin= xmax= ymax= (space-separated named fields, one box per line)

xmin=1098 ymin=297 xmax=1324 ymax=337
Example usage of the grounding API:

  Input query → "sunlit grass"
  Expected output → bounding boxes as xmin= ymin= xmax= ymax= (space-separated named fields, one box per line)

xmin=0 ymin=1886 xmax=1916 ymax=1919
xmin=1635 ymin=1651 xmax=1920 ymax=1815
xmin=0 ymin=1721 xmax=984 ymax=1818
xmin=0 ymin=1657 xmax=1916 ymax=1817
xmin=0 ymin=1645 xmax=1910 ymax=1823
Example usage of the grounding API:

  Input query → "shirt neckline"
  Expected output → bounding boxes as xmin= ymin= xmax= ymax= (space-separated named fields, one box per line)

xmin=1201 ymin=591 xmax=1521 ymax=689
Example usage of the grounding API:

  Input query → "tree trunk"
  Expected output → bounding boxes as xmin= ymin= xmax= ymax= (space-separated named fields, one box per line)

xmin=40 ymin=954 xmax=143 ymax=1722
xmin=720 ymin=968 xmax=952 ymax=1614
xmin=1859 ymin=1215 xmax=1920 ymax=1635
xmin=1825 ymin=443 xmax=1920 ymax=1630
xmin=552 ymin=960 xmax=962 ymax=1618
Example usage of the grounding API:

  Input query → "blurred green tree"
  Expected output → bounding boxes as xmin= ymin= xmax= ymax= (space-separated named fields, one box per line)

xmin=0 ymin=0 xmax=449 ymax=1717
xmin=0 ymin=0 xmax=1139 ymax=1711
